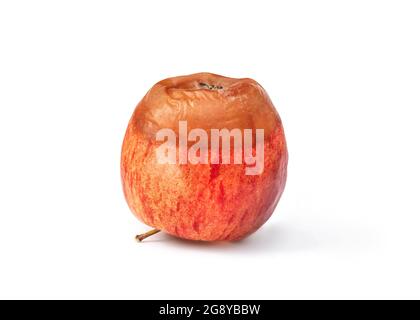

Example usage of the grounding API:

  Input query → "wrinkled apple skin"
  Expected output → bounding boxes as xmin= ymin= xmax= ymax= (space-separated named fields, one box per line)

xmin=121 ymin=73 xmax=288 ymax=241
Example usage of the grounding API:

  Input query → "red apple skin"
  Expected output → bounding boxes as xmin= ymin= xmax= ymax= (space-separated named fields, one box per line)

xmin=121 ymin=73 xmax=288 ymax=241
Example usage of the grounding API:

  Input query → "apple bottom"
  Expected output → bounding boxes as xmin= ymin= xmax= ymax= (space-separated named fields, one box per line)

xmin=121 ymin=127 xmax=287 ymax=241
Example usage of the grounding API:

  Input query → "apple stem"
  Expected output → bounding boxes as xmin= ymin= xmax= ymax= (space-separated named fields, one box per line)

xmin=135 ymin=228 xmax=161 ymax=242
xmin=199 ymin=82 xmax=223 ymax=90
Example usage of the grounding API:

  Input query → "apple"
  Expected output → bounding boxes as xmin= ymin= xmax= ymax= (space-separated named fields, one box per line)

xmin=121 ymin=73 xmax=288 ymax=241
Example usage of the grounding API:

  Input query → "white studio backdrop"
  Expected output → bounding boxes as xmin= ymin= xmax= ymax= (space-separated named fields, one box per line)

xmin=0 ymin=0 xmax=419 ymax=299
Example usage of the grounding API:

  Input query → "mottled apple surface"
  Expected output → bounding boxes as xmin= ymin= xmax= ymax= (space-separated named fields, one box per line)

xmin=121 ymin=73 xmax=288 ymax=241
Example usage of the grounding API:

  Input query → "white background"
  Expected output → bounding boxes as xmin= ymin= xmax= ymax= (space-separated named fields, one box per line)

xmin=0 ymin=0 xmax=419 ymax=299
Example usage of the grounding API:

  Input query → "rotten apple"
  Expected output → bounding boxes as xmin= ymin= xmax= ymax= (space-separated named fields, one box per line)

xmin=121 ymin=72 xmax=288 ymax=241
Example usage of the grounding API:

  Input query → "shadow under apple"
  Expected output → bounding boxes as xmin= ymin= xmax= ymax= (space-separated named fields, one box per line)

xmin=136 ymin=221 xmax=373 ymax=255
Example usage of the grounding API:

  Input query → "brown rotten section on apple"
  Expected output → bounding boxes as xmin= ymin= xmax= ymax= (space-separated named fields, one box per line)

xmin=121 ymin=73 xmax=288 ymax=241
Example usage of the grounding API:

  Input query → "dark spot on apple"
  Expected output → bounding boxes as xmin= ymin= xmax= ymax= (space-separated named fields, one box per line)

xmin=193 ymin=220 xmax=200 ymax=233
xmin=210 ymin=164 xmax=220 ymax=181
xmin=218 ymin=183 xmax=225 ymax=206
